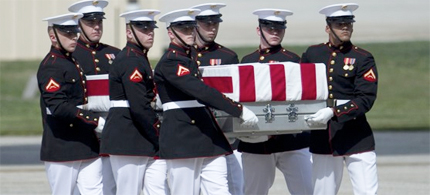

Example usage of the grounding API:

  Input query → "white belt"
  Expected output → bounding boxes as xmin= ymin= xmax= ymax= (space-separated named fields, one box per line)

xmin=336 ymin=99 xmax=350 ymax=106
xmin=110 ymin=100 xmax=130 ymax=108
xmin=162 ymin=100 xmax=205 ymax=111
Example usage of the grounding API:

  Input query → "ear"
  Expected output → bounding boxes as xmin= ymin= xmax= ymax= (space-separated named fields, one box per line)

xmin=325 ymin=25 xmax=330 ymax=34
xmin=256 ymin=26 xmax=261 ymax=36
xmin=167 ymin=29 xmax=175 ymax=40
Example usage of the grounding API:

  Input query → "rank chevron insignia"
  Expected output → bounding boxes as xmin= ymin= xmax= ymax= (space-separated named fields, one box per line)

xmin=177 ymin=65 xmax=190 ymax=76
xmin=130 ymin=68 xmax=143 ymax=82
xmin=45 ymin=78 xmax=60 ymax=92
xmin=364 ymin=68 xmax=377 ymax=82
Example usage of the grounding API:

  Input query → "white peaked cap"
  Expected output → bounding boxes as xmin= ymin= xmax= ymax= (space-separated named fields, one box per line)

xmin=120 ymin=9 xmax=161 ymax=23
xmin=43 ymin=13 xmax=83 ymax=26
xmin=68 ymin=0 xmax=109 ymax=14
xmin=319 ymin=3 xmax=359 ymax=17
xmin=253 ymin=9 xmax=293 ymax=22
xmin=191 ymin=3 xmax=226 ymax=16
xmin=159 ymin=9 xmax=201 ymax=27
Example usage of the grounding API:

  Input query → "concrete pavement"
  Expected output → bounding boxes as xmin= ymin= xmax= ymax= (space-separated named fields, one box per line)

xmin=0 ymin=131 xmax=429 ymax=195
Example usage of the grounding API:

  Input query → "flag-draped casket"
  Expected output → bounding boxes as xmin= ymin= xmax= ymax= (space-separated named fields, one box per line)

xmin=84 ymin=74 xmax=110 ymax=112
xmin=200 ymin=62 xmax=328 ymax=137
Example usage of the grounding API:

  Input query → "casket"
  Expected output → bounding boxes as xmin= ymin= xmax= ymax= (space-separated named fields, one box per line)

xmin=84 ymin=74 xmax=110 ymax=113
xmin=200 ymin=62 xmax=328 ymax=137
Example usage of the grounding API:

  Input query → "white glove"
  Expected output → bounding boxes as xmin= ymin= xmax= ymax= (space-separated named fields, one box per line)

xmin=155 ymin=94 xmax=163 ymax=110
xmin=240 ymin=106 xmax=258 ymax=127
xmin=305 ymin=107 xmax=334 ymax=126
xmin=94 ymin=117 xmax=105 ymax=133
xmin=237 ymin=135 xmax=269 ymax=143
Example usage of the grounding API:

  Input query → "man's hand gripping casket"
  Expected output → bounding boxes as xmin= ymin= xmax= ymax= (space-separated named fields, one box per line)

xmin=240 ymin=106 xmax=259 ymax=127
xmin=237 ymin=106 xmax=268 ymax=143
xmin=304 ymin=107 xmax=334 ymax=126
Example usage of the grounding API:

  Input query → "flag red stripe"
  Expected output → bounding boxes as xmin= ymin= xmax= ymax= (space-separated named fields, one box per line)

xmin=300 ymin=63 xmax=317 ymax=100
xmin=87 ymin=79 xmax=109 ymax=96
xmin=239 ymin=65 xmax=255 ymax=102
xmin=202 ymin=77 xmax=233 ymax=93
xmin=269 ymin=64 xmax=286 ymax=101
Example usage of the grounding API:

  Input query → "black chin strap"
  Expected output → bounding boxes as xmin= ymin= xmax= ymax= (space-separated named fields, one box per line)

xmin=129 ymin=24 xmax=146 ymax=50
xmin=259 ymin=25 xmax=282 ymax=49
xmin=328 ymin=23 xmax=343 ymax=44
xmin=196 ymin=27 xmax=213 ymax=46
xmin=171 ymin=27 xmax=193 ymax=48
xmin=78 ymin=21 xmax=94 ymax=43
xmin=53 ymin=28 xmax=67 ymax=52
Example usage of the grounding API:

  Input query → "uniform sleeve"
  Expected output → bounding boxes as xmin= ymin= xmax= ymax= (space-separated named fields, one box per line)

xmin=121 ymin=57 xmax=160 ymax=147
xmin=160 ymin=58 xmax=242 ymax=117
xmin=334 ymin=54 xmax=378 ymax=123
xmin=38 ymin=62 xmax=99 ymax=129
xmin=300 ymin=49 xmax=311 ymax=63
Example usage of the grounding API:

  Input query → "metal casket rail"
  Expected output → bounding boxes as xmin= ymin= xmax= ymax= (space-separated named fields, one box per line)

xmin=213 ymin=100 xmax=327 ymax=137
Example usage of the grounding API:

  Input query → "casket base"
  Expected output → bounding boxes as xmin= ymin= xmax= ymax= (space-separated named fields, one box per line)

xmin=213 ymin=100 xmax=327 ymax=137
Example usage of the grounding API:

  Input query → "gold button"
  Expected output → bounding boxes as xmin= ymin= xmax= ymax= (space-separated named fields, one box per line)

xmin=201 ymin=79 xmax=204 ymax=81
xmin=197 ymin=61 xmax=201 ymax=66
xmin=191 ymin=120 xmax=195 ymax=124
xmin=332 ymin=52 xmax=337 ymax=57
xmin=205 ymin=47 xmax=209 ymax=50
xmin=265 ymin=49 xmax=270 ymax=53
xmin=330 ymin=60 xmax=335 ymax=65
xmin=198 ymin=53 xmax=202 ymax=57
xmin=79 ymin=113 xmax=84 ymax=116
xmin=172 ymin=50 xmax=176 ymax=53
xmin=329 ymin=94 xmax=333 ymax=98
xmin=238 ymin=104 xmax=242 ymax=107
xmin=91 ymin=51 xmax=96 ymax=55
xmin=96 ymin=67 xmax=101 ymax=72
xmin=84 ymin=89 xmax=87 ymax=93
xmin=51 ymin=55 xmax=55 ymax=58
xmin=340 ymin=46 xmax=344 ymax=50
xmin=86 ymin=44 xmax=90 ymax=48
xmin=156 ymin=124 xmax=160 ymax=128
xmin=337 ymin=109 xmax=341 ymax=113
xmin=86 ymin=116 xmax=90 ymax=119
xmin=94 ymin=59 xmax=99 ymax=63
xmin=72 ymin=79 xmax=76 ymax=82
xmin=85 ymin=97 xmax=88 ymax=101
xmin=259 ymin=56 xmax=265 ymax=60
xmin=351 ymin=104 xmax=354 ymax=107
xmin=80 ymin=72 xmax=83 ymax=76
xmin=344 ymin=73 xmax=349 ymax=77
xmin=70 ymin=124 xmax=73 ymax=127
xmin=82 ymin=81 xmax=86 ymax=84
xmin=66 ymin=53 xmax=70 ymax=56
xmin=329 ymin=68 xmax=334 ymax=73
xmin=94 ymin=118 xmax=98 ymax=121
xmin=328 ymin=85 xmax=332 ymax=90
xmin=194 ymin=73 xmax=198 ymax=77
xmin=344 ymin=106 xmax=348 ymax=110
xmin=148 ymin=76 xmax=152 ymax=79
xmin=329 ymin=77 xmax=333 ymax=81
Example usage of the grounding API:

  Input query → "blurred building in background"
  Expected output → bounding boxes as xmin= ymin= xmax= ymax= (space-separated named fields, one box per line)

xmin=0 ymin=0 xmax=428 ymax=61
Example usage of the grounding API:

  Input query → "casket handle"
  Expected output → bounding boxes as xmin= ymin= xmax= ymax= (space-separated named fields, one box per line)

xmin=263 ymin=104 xmax=275 ymax=123
xmin=286 ymin=104 xmax=298 ymax=122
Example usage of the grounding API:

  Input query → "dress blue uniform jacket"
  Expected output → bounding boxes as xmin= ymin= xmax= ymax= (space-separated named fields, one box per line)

xmin=154 ymin=43 xmax=243 ymax=159
xmin=72 ymin=38 xmax=121 ymax=75
xmin=101 ymin=42 xmax=160 ymax=157
xmin=192 ymin=42 xmax=239 ymax=66
xmin=238 ymin=44 xmax=311 ymax=154
xmin=301 ymin=41 xmax=378 ymax=156
xmin=37 ymin=46 xmax=101 ymax=162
